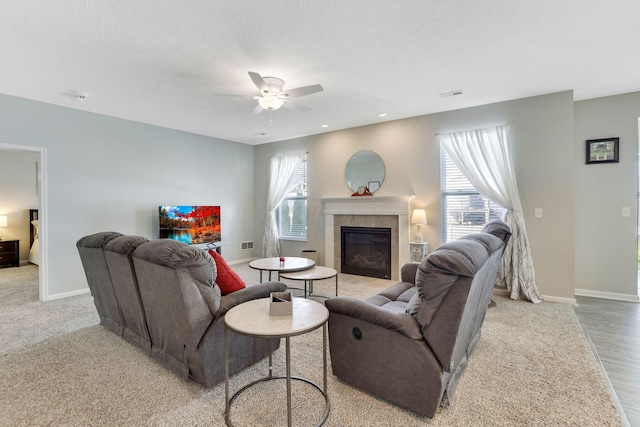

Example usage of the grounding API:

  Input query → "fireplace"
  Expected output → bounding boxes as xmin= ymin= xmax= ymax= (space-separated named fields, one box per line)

xmin=322 ymin=195 xmax=413 ymax=281
xmin=341 ymin=226 xmax=392 ymax=279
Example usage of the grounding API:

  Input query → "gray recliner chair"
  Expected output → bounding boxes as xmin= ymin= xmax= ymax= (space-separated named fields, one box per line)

xmin=76 ymin=232 xmax=125 ymax=334
xmin=104 ymin=235 xmax=152 ymax=353
xmin=325 ymin=220 xmax=511 ymax=418
xmin=77 ymin=233 xmax=287 ymax=388
xmin=131 ymin=239 xmax=286 ymax=387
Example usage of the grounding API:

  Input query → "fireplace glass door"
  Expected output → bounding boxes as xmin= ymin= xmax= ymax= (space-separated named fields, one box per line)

xmin=341 ymin=226 xmax=391 ymax=279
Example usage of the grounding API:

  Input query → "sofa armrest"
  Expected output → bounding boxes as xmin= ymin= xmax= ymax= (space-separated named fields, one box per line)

xmin=325 ymin=297 xmax=423 ymax=340
xmin=401 ymin=262 xmax=419 ymax=284
xmin=217 ymin=281 xmax=287 ymax=317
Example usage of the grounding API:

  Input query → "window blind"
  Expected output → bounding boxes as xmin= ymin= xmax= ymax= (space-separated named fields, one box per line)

xmin=277 ymin=155 xmax=308 ymax=240
xmin=441 ymin=146 xmax=505 ymax=242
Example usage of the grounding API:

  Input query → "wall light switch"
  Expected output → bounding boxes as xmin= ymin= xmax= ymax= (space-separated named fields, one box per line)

xmin=534 ymin=208 xmax=543 ymax=218
xmin=622 ymin=207 xmax=631 ymax=217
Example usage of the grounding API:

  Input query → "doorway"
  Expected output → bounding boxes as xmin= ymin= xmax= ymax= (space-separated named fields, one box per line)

xmin=0 ymin=143 xmax=47 ymax=301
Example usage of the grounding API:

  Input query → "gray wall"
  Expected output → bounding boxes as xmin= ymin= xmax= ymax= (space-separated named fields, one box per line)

xmin=574 ymin=92 xmax=640 ymax=298
xmin=0 ymin=93 xmax=254 ymax=299
xmin=255 ymin=91 xmax=578 ymax=301
xmin=3 ymin=88 xmax=638 ymax=302
xmin=0 ymin=149 xmax=39 ymax=261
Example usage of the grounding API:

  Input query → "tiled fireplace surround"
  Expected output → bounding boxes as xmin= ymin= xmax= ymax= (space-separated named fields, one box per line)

xmin=322 ymin=196 xmax=413 ymax=281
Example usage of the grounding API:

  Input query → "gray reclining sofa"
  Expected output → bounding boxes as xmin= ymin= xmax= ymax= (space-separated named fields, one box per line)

xmin=77 ymin=233 xmax=286 ymax=387
xmin=325 ymin=220 xmax=511 ymax=418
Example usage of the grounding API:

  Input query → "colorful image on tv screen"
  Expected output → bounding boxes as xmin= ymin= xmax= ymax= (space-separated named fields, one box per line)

xmin=159 ymin=205 xmax=221 ymax=245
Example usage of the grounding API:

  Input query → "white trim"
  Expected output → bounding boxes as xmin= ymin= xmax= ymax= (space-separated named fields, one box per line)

xmin=320 ymin=195 xmax=414 ymax=215
xmin=575 ymin=288 xmax=640 ymax=303
xmin=0 ymin=142 xmax=48 ymax=302
xmin=46 ymin=288 xmax=91 ymax=301
xmin=228 ymin=258 xmax=256 ymax=265
xmin=322 ymin=195 xmax=414 ymax=278
xmin=495 ymin=287 xmax=577 ymax=305
xmin=542 ymin=295 xmax=577 ymax=305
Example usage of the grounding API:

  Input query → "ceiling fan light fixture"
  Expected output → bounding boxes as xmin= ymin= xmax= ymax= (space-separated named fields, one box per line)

xmin=258 ymin=95 xmax=284 ymax=110
xmin=248 ymin=71 xmax=322 ymax=113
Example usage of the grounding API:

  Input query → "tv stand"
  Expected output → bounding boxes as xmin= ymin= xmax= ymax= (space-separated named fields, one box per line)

xmin=193 ymin=242 xmax=223 ymax=255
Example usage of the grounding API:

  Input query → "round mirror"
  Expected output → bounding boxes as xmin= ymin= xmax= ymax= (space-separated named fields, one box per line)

xmin=345 ymin=150 xmax=385 ymax=193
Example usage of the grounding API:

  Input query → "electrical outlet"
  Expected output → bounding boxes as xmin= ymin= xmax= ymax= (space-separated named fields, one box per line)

xmin=534 ymin=208 xmax=543 ymax=218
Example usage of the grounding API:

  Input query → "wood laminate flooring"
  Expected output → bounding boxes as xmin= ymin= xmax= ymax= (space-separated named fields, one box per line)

xmin=574 ymin=296 xmax=640 ymax=427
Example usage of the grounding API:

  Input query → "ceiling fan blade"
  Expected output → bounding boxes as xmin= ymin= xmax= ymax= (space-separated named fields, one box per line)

xmin=282 ymin=84 xmax=323 ymax=98
xmin=283 ymin=100 xmax=311 ymax=112
xmin=248 ymin=72 xmax=267 ymax=92
xmin=251 ymin=104 xmax=264 ymax=115
xmin=212 ymin=93 xmax=246 ymax=98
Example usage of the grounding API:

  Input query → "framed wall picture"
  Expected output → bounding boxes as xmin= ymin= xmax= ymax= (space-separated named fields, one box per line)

xmin=368 ymin=181 xmax=381 ymax=192
xmin=586 ymin=138 xmax=619 ymax=164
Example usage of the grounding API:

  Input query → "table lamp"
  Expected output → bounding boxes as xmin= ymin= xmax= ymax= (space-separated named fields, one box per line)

xmin=0 ymin=215 xmax=7 ymax=241
xmin=411 ymin=209 xmax=427 ymax=243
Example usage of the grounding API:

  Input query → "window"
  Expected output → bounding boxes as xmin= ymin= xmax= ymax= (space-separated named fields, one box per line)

xmin=441 ymin=146 xmax=506 ymax=243
xmin=277 ymin=154 xmax=308 ymax=240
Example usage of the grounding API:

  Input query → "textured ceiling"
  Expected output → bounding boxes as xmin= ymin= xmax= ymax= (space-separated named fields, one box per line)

xmin=1 ymin=0 xmax=639 ymax=145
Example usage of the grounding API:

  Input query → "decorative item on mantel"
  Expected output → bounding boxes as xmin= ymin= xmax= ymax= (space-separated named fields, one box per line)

xmin=411 ymin=209 xmax=428 ymax=243
xmin=351 ymin=185 xmax=373 ymax=197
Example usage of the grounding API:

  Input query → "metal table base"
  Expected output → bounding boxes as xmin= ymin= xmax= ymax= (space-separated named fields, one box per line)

xmin=224 ymin=324 xmax=329 ymax=427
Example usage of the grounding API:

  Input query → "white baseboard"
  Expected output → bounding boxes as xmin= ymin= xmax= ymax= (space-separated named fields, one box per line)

xmin=45 ymin=287 xmax=91 ymax=301
xmin=228 ymin=257 xmax=256 ymax=266
xmin=575 ymin=288 xmax=640 ymax=303
xmin=494 ymin=287 xmax=577 ymax=305
xmin=542 ymin=295 xmax=577 ymax=305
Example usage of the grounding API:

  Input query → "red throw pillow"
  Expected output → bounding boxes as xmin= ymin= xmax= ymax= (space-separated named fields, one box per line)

xmin=208 ymin=250 xmax=247 ymax=295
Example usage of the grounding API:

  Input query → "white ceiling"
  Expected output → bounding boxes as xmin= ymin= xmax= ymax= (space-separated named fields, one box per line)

xmin=1 ymin=0 xmax=639 ymax=145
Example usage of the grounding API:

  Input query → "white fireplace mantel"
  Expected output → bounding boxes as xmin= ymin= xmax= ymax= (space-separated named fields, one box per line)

xmin=321 ymin=195 xmax=414 ymax=279
xmin=321 ymin=195 xmax=414 ymax=215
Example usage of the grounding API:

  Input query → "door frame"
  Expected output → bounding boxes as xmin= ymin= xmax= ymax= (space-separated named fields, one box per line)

xmin=0 ymin=142 xmax=48 ymax=301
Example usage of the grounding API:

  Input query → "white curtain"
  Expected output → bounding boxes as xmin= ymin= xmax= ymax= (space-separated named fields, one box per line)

xmin=262 ymin=153 xmax=306 ymax=257
xmin=439 ymin=125 xmax=542 ymax=303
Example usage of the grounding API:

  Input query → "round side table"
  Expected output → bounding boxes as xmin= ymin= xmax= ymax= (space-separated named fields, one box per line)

xmin=249 ymin=257 xmax=315 ymax=282
xmin=224 ymin=297 xmax=329 ymax=427
xmin=279 ymin=266 xmax=338 ymax=298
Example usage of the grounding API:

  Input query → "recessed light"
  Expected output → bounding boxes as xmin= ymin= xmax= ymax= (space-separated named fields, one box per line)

xmin=377 ymin=113 xmax=387 ymax=117
xmin=439 ymin=90 xmax=463 ymax=97
xmin=72 ymin=93 xmax=89 ymax=101
xmin=321 ymin=124 xmax=328 ymax=128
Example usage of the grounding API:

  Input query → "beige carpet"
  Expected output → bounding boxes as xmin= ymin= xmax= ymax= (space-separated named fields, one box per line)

xmin=0 ymin=263 xmax=623 ymax=426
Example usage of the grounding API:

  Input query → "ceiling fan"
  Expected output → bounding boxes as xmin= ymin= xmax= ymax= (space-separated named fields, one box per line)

xmin=248 ymin=71 xmax=323 ymax=114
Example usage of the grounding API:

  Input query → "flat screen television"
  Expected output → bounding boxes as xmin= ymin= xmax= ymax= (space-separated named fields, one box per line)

xmin=159 ymin=205 xmax=221 ymax=245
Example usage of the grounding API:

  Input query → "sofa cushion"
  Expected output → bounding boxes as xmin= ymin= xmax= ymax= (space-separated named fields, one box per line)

xmin=365 ymin=281 xmax=416 ymax=314
xmin=105 ymin=234 xmax=149 ymax=255
xmin=134 ymin=239 xmax=216 ymax=286
xmin=405 ymin=291 xmax=422 ymax=316
xmin=460 ymin=233 xmax=504 ymax=254
xmin=208 ymin=250 xmax=246 ymax=295
xmin=76 ymin=231 xmax=123 ymax=249
xmin=482 ymin=219 xmax=512 ymax=244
